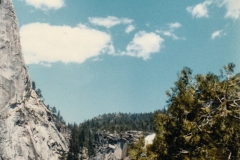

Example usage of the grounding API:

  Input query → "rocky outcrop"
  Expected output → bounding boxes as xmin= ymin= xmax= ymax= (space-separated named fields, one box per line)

xmin=0 ymin=0 xmax=69 ymax=159
xmin=0 ymin=90 xmax=69 ymax=160
xmin=91 ymin=130 xmax=149 ymax=160
xmin=80 ymin=147 xmax=89 ymax=160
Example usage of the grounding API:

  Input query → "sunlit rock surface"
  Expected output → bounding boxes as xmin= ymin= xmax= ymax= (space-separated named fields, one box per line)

xmin=0 ymin=90 xmax=69 ymax=160
xmin=0 ymin=0 xmax=69 ymax=159
xmin=92 ymin=131 xmax=150 ymax=160
xmin=0 ymin=0 xmax=31 ymax=111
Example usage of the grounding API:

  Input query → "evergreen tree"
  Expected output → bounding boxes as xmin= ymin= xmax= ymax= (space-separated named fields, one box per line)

xmin=32 ymin=81 xmax=36 ymax=90
xmin=36 ymin=88 xmax=43 ymax=98
xmin=57 ymin=110 xmax=60 ymax=119
xmin=52 ymin=106 xmax=57 ymax=114
xmin=88 ymin=131 xmax=95 ymax=157
xmin=128 ymin=136 xmax=147 ymax=160
xmin=67 ymin=124 xmax=80 ymax=160
xmin=149 ymin=63 xmax=240 ymax=159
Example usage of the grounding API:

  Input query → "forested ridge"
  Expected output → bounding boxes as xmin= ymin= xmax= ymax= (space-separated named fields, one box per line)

xmin=79 ymin=112 xmax=156 ymax=132
xmin=66 ymin=112 xmax=159 ymax=159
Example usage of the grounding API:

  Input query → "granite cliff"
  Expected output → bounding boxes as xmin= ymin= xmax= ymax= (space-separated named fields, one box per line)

xmin=92 ymin=130 xmax=143 ymax=160
xmin=0 ymin=0 xmax=68 ymax=159
xmin=87 ymin=130 xmax=154 ymax=160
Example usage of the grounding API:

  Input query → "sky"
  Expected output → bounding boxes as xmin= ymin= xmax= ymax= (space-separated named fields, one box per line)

xmin=12 ymin=0 xmax=240 ymax=123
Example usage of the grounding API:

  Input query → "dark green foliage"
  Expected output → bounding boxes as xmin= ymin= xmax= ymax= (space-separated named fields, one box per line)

xmin=82 ymin=112 xmax=155 ymax=133
xmin=67 ymin=124 xmax=80 ymax=160
xmin=32 ymin=81 xmax=36 ymax=90
xmin=31 ymin=81 xmax=42 ymax=99
xmin=149 ymin=63 xmax=240 ymax=159
xmin=52 ymin=106 xmax=57 ymax=114
xmin=128 ymin=136 xmax=147 ymax=160
xmin=67 ymin=112 xmax=156 ymax=157
xmin=88 ymin=130 xmax=95 ymax=157
xmin=36 ymin=88 xmax=43 ymax=98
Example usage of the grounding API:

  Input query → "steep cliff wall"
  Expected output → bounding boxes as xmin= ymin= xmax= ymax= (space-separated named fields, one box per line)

xmin=0 ymin=0 xmax=69 ymax=159
xmin=0 ymin=0 xmax=31 ymax=111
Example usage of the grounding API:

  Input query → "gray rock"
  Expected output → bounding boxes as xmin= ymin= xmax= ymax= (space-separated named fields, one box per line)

xmin=0 ymin=0 xmax=31 ymax=111
xmin=91 ymin=130 xmax=144 ymax=160
xmin=0 ymin=90 xmax=69 ymax=160
xmin=0 ymin=0 xmax=69 ymax=159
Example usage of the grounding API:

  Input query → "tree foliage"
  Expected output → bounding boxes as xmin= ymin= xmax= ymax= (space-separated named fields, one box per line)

xmin=67 ymin=124 xmax=80 ymax=160
xmin=67 ymin=112 xmax=156 ymax=158
xmin=128 ymin=136 xmax=147 ymax=160
xmin=149 ymin=63 xmax=240 ymax=159
xmin=32 ymin=81 xmax=36 ymax=90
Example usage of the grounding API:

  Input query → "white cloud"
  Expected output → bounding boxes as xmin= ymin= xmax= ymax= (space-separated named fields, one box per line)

xmin=25 ymin=0 xmax=64 ymax=10
xmin=188 ymin=0 xmax=240 ymax=19
xmin=159 ymin=31 xmax=186 ymax=40
xmin=88 ymin=16 xmax=133 ymax=28
xmin=156 ymin=22 xmax=185 ymax=40
xmin=221 ymin=0 xmax=240 ymax=19
xmin=169 ymin=22 xmax=182 ymax=29
xmin=125 ymin=25 xmax=135 ymax=34
xmin=187 ymin=1 xmax=212 ymax=18
xmin=211 ymin=30 xmax=223 ymax=39
xmin=20 ymin=23 xmax=114 ymax=64
xmin=163 ymin=31 xmax=180 ymax=40
xmin=122 ymin=31 xmax=164 ymax=60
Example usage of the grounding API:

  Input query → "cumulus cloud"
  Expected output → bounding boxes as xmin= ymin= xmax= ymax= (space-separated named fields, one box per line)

xmin=125 ymin=25 xmax=135 ymax=34
xmin=88 ymin=16 xmax=133 ymax=28
xmin=122 ymin=31 xmax=164 ymax=60
xmin=25 ymin=0 xmax=64 ymax=10
xmin=20 ymin=23 xmax=114 ymax=64
xmin=188 ymin=0 xmax=240 ymax=19
xmin=221 ymin=0 xmax=240 ymax=19
xmin=187 ymin=1 xmax=212 ymax=18
xmin=211 ymin=30 xmax=223 ymax=39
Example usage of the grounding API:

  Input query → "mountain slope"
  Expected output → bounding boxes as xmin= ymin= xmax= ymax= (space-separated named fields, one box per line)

xmin=67 ymin=112 xmax=157 ymax=159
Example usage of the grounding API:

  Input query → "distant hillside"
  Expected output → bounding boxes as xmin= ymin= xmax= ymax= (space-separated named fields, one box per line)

xmin=67 ymin=111 xmax=162 ymax=159
xmin=83 ymin=112 xmax=155 ymax=132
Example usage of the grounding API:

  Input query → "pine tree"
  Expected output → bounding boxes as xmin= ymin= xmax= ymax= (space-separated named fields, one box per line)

xmin=149 ymin=63 xmax=240 ymax=159
xmin=52 ymin=106 xmax=57 ymax=114
xmin=88 ymin=129 xmax=95 ymax=157
xmin=36 ymin=88 xmax=43 ymax=98
xmin=67 ymin=124 xmax=80 ymax=160
xmin=32 ymin=81 xmax=36 ymax=90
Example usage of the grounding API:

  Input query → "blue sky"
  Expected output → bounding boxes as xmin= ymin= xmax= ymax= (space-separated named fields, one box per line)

xmin=12 ymin=0 xmax=240 ymax=123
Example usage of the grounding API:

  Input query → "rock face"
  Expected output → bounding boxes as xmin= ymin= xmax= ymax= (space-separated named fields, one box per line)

xmin=91 ymin=131 xmax=145 ymax=160
xmin=0 ymin=0 xmax=31 ymax=111
xmin=0 ymin=0 xmax=69 ymax=159
xmin=0 ymin=91 xmax=69 ymax=160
